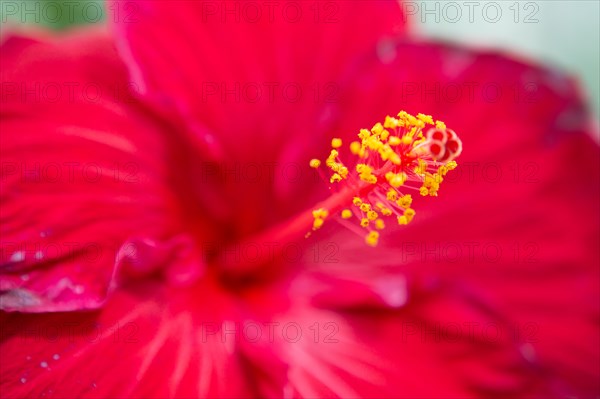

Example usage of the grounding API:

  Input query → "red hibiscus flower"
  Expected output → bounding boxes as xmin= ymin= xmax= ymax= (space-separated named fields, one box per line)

xmin=1 ymin=1 xmax=598 ymax=398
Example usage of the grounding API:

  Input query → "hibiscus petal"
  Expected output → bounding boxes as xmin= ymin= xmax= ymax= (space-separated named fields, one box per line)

xmin=109 ymin=0 xmax=406 ymax=153
xmin=293 ymin=40 xmax=600 ymax=396
xmin=241 ymin=296 xmax=555 ymax=399
xmin=107 ymin=1 xmax=408 ymax=237
xmin=0 ymin=278 xmax=262 ymax=398
xmin=0 ymin=29 xmax=191 ymax=312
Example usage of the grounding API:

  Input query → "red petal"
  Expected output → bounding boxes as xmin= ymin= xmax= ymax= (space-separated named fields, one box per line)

xmin=292 ymin=40 xmax=599 ymax=396
xmin=110 ymin=0 xmax=406 ymax=151
xmin=251 ymin=299 xmax=554 ymax=399
xmin=0 ymin=30 xmax=191 ymax=312
xmin=0 ymin=279 xmax=261 ymax=398
xmin=107 ymin=1 xmax=407 ymax=237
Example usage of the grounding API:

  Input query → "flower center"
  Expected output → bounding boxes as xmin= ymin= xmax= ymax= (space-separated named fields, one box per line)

xmin=219 ymin=111 xmax=462 ymax=275
xmin=309 ymin=110 xmax=462 ymax=247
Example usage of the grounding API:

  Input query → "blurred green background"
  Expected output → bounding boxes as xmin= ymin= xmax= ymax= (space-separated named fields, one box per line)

xmin=415 ymin=0 xmax=600 ymax=121
xmin=1 ymin=0 xmax=598 ymax=120
xmin=0 ymin=0 xmax=103 ymax=30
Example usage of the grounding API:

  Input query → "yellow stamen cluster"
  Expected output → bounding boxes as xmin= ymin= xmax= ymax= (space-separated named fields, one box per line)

xmin=416 ymin=161 xmax=458 ymax=196
xmin=309 ymin=110 xmax=462 ymax=246
xmin=312 ymin=208 xmax=329 ymax=230
xmin=356 ymin=164 xmax=377 ymax=184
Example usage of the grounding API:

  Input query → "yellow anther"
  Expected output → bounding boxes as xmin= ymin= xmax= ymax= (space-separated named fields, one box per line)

xmin=401 ymin=135 xmax=413 ymax=145
xmin=375 ymin=219 xmax=385 ymax=230
xmin=350 ymin=141 xmax=361 ymax=155
xmin=420 ymin=187 xmax=429 ymax=196
xmin=435 ymin=120 xmax=446 ymax=129
xmin=330 ymin=173 xmax=342 ymax=183
xmin=385 ymin=171 xmax=406 ymax=187
xmin=371 ymin=123 xmax=384 ymax=135
xmin=404 ymin=208 xmax=415 ymax=222
xmin=360 ymin=218 xmax=370 ymax=228
xmin=331 ymin=138 xmax=342 ymax=148
xmin=338 ymin=166 xmax=349 ymax=178
xmin=358 ymin=129 xmax=371 ymax=140
xmin=397 ymin=194 xmax=413 ymax=208
xmin=353 ymin=197 xmax=363 ymax=206
xmin=328 ymin=149 xmax=339 ymax=160
xmin=365 ymin=231 xmax=379 ymax=247
xmin=446 ymin=161 xmax=458 ymax=170
xmin=397 ymin=215 xmax=408 ymax=225
xmin=388 ymin=136 xmax=401 ymax=146
xmin=367 ymin=210 xmax=378 ymax=221
xmin=417 ymin=113 xmax=434 ymax=125
xmin=414 ymin=159 xmax=427 ymax=175
xmin=364 ymin=135 xmax=383 ymax=151
xmin=313 ymin=218 xmax=325 ymax=230
xmin=359 ymin=203 xmax=371 ymax=212
xmin=312 ymin=208 xmax=329 ymax=219
xmin=380 ymin=130 xmax=390 ymax=141
xmin=309 ymin=159 xmax=321 ymax=168
xmin=386 ymin=189 xmax=398 ymax=201
xmin=358 ymin=164 xmax=377 ymax=184
xmin=423 ymin=173 xmax=441 ymax=189
xmin=384 ymin=115 xmax=399 ymax=129
xmin=356 ymin=164 xmax=370 ymax=173
xmin=341 ymin=209 xmax=353 ymax=219
xmin=389 ymin=172 xmax=407 ymax=188
xmin=312 ymin=208 xmax=329 ymax=230
xmin=381 ymin=208 xmax=392 ymax=216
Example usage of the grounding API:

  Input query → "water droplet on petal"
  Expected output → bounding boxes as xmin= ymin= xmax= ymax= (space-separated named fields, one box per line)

xmin=520 ymin=343 xmax=536 ymax=363
xmin=376 ymin=38 xmax=397 ymax=64
xmin=20 ymin=377 xmax=26 ymax=384
xmin=52 ymin=354 xmax=60 ymax=360
xmin=10 ymin=251 xmax=25 ymax=262
xmin=34 ymin=251 xmax=44 ymax=260
xmin=374 ymin=276 xmax=408 ymax=308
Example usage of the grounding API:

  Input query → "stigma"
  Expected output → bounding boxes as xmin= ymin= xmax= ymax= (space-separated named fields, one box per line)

xmin=310 ymin=111 xmax=462 ymax=247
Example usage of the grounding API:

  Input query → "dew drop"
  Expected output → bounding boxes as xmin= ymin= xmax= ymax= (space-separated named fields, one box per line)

xmin=10 ymin=251 xmax=25 ymax=262
xmin=35 ymin=251 xmax=44 ymax=260
xmin=375 ymin=276 xmax=408 ymax=308
xmin=20 ymin=377 xmax=26 ymax=384
xmin=20 ymin=274 xmax=30 ymax=282
xmin=74 ymin=285 xmax=84 ymax=295
xmin=376 ymin=38 xmax=397 ymax=64
xmin=40 ymin=361 xmax=48 ymax=368
xmin=52 ymin=354 xmax=60 ymax=360
xmin=520 ymin=343 xmax=536 ymax=363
